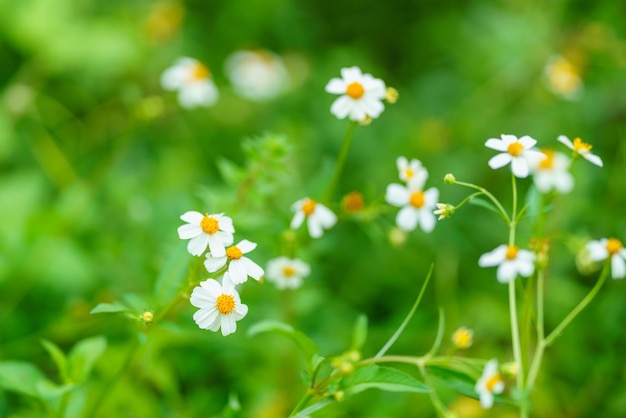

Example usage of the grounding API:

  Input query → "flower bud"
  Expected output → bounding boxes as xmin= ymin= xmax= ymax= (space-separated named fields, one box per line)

xmin=444 ymin=173 xmax=456 ymax=184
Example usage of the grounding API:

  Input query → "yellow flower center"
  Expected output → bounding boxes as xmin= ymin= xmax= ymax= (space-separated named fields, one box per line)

xmin=189 ymin=62 xmax=210 ymax=82
xmin=573 ymin=137 xmax=592 ymax=153
xmin=547 ymin=58 xmax=580 ymax=94
xmin=346 ymin=82 xmax=365 ymax=99
xmin=302 ymin=199 xmax=317 ymax=216
xmin=538 ymin=149 xmax=555 ymax=170
xmin=409 ymin=191 xmax=425 ymax=208
xmin=200 ymin=214 xmax=219 ymax=235
xmin=452 ymin=328 xmax=472 ymax=349
xmin=216 ymin=294 xmax=236 ymax=315
xmin=226 ymin=245 xmax=243 ymax=260
xmin=282 ymin=266 xmax=296 ymax=277
xmin=505 ymin=245 xmax=519 ymax=260
xmin=606 ymin=238 xmax=623 ymax=256
xmin=342 ymin=191 xmax=365 ymax=213
xmin=486 ymin=373 xmax=503 ymax=393
xmin=404 ymin=168 xmax=414 ymax=179
xmin=507 ymin=142 xmax=524 ymax=157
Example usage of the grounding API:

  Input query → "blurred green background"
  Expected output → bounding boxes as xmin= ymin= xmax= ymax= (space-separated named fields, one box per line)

xmin=1 ymin=0 xmax=625 ymax=417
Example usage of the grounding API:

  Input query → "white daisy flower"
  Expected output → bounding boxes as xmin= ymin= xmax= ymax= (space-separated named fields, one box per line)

xmin=385 ymin=168 xmax=438 ymax=232
xmin=586 ymin=238 xmax=626 ymax=279
xmin=475 ymin=359 xmax=505 ymax=409
xmin=225 ymin=49 xmax=289 ymax=101
xmin=190 ymin=276 xmax=248 ymax=336
xmin=290 ymin=198 xmax=337 ymax=239
xmin=325 ymin=66 xmax=386 ymax=121
xmin=177 ymin=212 xmax=234 ymax=257
xmin=478 ymin=244 xmax=536 ymax=283
xmin=396 ymin=156 xmax=427 ymax=188
xmin=485 ymin=134 xmax=546 ymax=178
xmin=531 ymin=149 xmax=574 ymax=194
xmin=557 ymin=135 xmax=603 ymax=167
xmin=161 ymin=57 xmax=219 ymax=108
xmin=266 ymin=256 xmax=310 ymax=289
xmin=204 ymin=239 xmax=264 ymax=285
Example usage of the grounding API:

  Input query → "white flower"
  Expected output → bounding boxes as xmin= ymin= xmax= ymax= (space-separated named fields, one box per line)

xmin=478 ymin=244 xmax=536 ymax=283
xmin=204 ymin=239 xmax=264 ymax=285
xmin=177 ymin=212 xmax=234 ymax=257
xmin=225 ymin=49 xmax=289 ymax=101
xmin=161 ymin=57 xmax=219 ymax=108
xmin=385 ymin=169 xmax=438 ymax=232
xmin=433 ymin=203 xmax=454 ymax=220
xmin=266 ymin=256 xmax=310 ymax=289
xmin=396 ymin=156 xmax=427 ymax=188
xmin=586 ymin=238 xmax=626 ymax=279
xmin=475 ymin=359 xmax=505 ymax=409
xmin=325 ymin=66 xmax=386 ymax=121
xmin=291 ymin=198 xmax=337 ymax=238
xmin=531 ymin=149 xmax=574 ymax=194
xmin=485 ymin=134 xmax=546 ymax=178
xmin=557 ymin=135 xmax=603 ymax=167
xmin=544 ymin=55 xmax=583 ymax=100
xmin=190 ymin=276 xmax=248 ymax=336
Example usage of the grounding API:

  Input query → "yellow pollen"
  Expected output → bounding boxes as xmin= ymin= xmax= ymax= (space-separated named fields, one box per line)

xmin=215 ymin=294 xmax=236 ymax=315
xmin=226 ymin=246 xmax=243 ymax=260
xmin=573 ymin=137 xmax=592 ymax=153
xmin=507 ymin=142 xmax=524 ymax=157
xmin=302 ymin=199 xmax=316 ymax=216
xmin=346 ymin=82 xmax=365 ymax=99
xmin=200 ymin=214 xmax=219 ymax=235
xmin=409 ymin=191 xmax=425 ymax=209
xmin=606 ymin=238 xmax=623 ymax=256
xmin=486 ymin=373 xmax=503 ymax=393
xmin=505 ymin=245 xmax=519 ymax=260
xmin=282 ymin=266 xmax=296 ymax=277
xmin=189 ymin=62 xmax=210 ymax=82
xmin=538 ymin=149 xmax=555 ymax=170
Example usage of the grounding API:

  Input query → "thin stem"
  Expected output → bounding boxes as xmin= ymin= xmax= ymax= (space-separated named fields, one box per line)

xmin=453 ymin=180 xmax=510 ymax=224
xmin=509 ymin=280 xmax=523 ymax=388
xmin=288 ymin=391 xmax=314 ymax=418
xmin=324 ymin=121 xmax=357 ymax=205
xmin=509 ymin=173 xmax=517 ymax=246
xmin=418 ymin=363 xmax=451 ymax=418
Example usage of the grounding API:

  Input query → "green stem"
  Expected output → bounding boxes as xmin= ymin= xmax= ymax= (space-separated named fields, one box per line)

xmin=418 ymin=363 xmax=451 ymax=418
xmin=453 ymin=180 xmax=511 ymax=224
xmin=288 ymin=391 xmax=314 ymax=418
xmin=324 ymin=121 xmax=357 ymax=204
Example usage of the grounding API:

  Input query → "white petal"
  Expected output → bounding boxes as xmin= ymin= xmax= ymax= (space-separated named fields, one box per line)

xmin=557 ymin=135 xmax=574 ymax=150
xmin=418 ymin=210 xmax=436 ymax=233
xmin=161 ymin=64 xmax=188 ymax=90
xmin=488 ymin=153 xmax=512 ymax=170
xmin=188 ymin=234 xmax=209 ymax=256
xmin=396 ymin=207 xmax=418 ymax=231
xmin=554 ymin=172 xmax=574 ymax=193
xmin=204 ymin=255 xmax=227 ymax=272
xmin=480 ymin=392 xmax=494 ymax=409
xmin=583 ymin=153 xmax=603 ymax=167
xmin=291 ymin=211 xmax=305 ymax=229
xmin=307 ymin=217 xmax=324 ymax=238
xmin=228 ymin=260 xmax=248 ymax=285
xmin=178 ymin=82 xmax=219 ymax=108
xmin=237 ymin=239 xmax=257 ymax=254
xmin=360 ymin=96 xmax=384 ymax=118
xmin=340 ymin=66 xmax=362 ymax=82
xmin=385 ymin=183 xmax=409 ymax=206
xmin=190 ymin=287 xmax=214 ymax=308
xmin=511 ymin=157 xmax=530 ymax=178
xmin=207 ymin=234 xmax=226 ymax=257
xmin=193 ymin=307 xmax=220 ymax=329
xmin=518 ymin=135 xmax=537 ymax=149
xmin=217 ymin=215 xmax=235 ymax=233
xmin=241 ymin=258 xmax=264 ymax=280
xmin=497 ymin=262 xmax=517 ymax=283
xmin=396 ymin=156 xmax=408 ymax=172
xmin=478 ymin=245 xmax=507 ymax=267
xmin=516 ymin=258 xmax=535 ymax=277
xmin=232 ymin=302 xmax=248 ymax=320
xmin=586 ymin=240 xmax=608 ymax=261
xmin=611 ymin=255 xmax=626 ymax=279
xmin=314 ymin=205 xmax=337 ymax=228
xmin=178 ymin=223 xmax=202 ymax=239
xmin=325 ymin=78 xmax=346 ymax=94
xmin=424 ymin=187 xmax=439 ymax=206
xmin=180 ymin=211 xmax=204 ymax=223
xmin=330 ymin=96 xmax=353 ymax=119
xmin=215 ymin=231 xmax=234 ymax=247
xmin=485 ymin=138 xmax=507 ymax=152
xmin=347 ymin=102 xmax=367 ymax=121
xmin=220 ymin=315 xmax=237 ymax=336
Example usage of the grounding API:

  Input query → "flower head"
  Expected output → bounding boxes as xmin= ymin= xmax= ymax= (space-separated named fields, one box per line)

xmin=161 ymin=57 xmax=219 ymax=108
xmin=325 ymin=66 xmax=386 ymax=122
xmin=225 ymin=49 xmax=289 ymax=101
xmin=291 ymin=198 xmax=337 ymax=238
xmin=531 ymin=148 xmax=574 ymax=194
xmin=396 ymin=156 xmax=427 ymax=188
xmin=485 ymin=134 xmax=546 ymax=178
xmin=177 ymin=211 xmax=234 ymax=257
xmin=452 ymin=326 xmax=473 ymax=349
xmin=204 ymin=239 xmax=264 ymax=285
xmin=190 ymin=276 xmax=248 ymax=336
xmin=266 ymin=256 xmax=310 ymax=289
xmin=433 ymin=203 xmax=455 ymax=220
xmin=385 ymin=166 xmax=438 ymax=232
xmin=544 ymin=55 xmax=583 ymax=100
xmin=475 ymin=359 xmax=505 ymax=409
xmin=478 ymin=244 xmax=536 ymax=283
xmin=585 ymin=238 xmax=626 ymax=279
xmin=557 ymin=135 xmax=603 ymax=167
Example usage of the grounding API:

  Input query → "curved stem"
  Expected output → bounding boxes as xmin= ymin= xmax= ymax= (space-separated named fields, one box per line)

xmin=324 ymin=121 xmax=357 ymax=205
xmin=453 ymin=180 xmax=510 ymax=224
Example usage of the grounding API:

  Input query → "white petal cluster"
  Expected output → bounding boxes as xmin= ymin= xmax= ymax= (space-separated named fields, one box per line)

xmin=204 ymin=240 xmax=264 ymax=285
xmin=586 ymin=238 xmax=626 ymax=279
xmin=325 ymin=66 xmax=386 ymax=121
xmin=485 ymin=134 xmax=546 ymax=178
xmin=557 ymin=135 xmax=603 ymax=167
xmin=475 ymin=359 xmax=505 ymax=409
xmin=266 ymin=257 xmax=311 ymax=289
xmin=478 ymin=244 xmax=536 ymax=283
xmin=225 ymin=50 xmax=289 ymax=101
xmin=190 ymin=276 xmax=248 ymax=336
xmin=531 ymin=149 xmax=574 ymax=194
xmin=177 ymin=212 xmax=234 ymax=257
xmin=291 ymin=198 xmax=337 ymax=238
xmin=161 ymin=57 xmax=219 ymax=108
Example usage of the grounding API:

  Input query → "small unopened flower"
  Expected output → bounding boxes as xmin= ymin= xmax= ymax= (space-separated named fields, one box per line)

xmin=451 ymin=326 xmax=473 ymax=349
xmin=177 ymin=212 xmax=235 ymax=257
xmin=161 ymin=57 xmax=219 ymax=108
xmin=190 ymin=276 xmax=248 ymax=336
xmin=434 ymin=203 xmax=455 ymax=220
xmin=485 ymin=134 xmax=546 ymax=178
xmin=224 ymin=49 xmax=289 ymax=101
xmin=385 ymin=171 xmax=439 ymax=233
xmin=396 ymin=156 xmax=427 ymax=187
xmin=557 ymin=135 xmax=603 ymax=167
xmin=444 ymin=173 xmax=456 ymax=184
xmin=478 ymin=244 xmax=536 ymax=283
xmin=475 ymin=359 xmax=505 ymax=409
xmin=204 ymin=240 xmax=264 ymax=285
xmin=291 ymin=198 xmax=337 ymax=238
xmin=585 ymin=238 xmax=626 ymax=279
xmin=544 ymin=55 xmax=583 ymax=100
xmin=531 ymin=149 xmax=574 ymax=194
xmin=140 ymin=311 xmax=154 ymax=324
xmin=341 ymin=191 xmax=365 ymax=213
xmin=325 ymin=66 xmax=386 ymax=121
xmin=385 ymin=87 xmax=399 ymax=103
xmin=266 ymin=256 xmax=310 ymax=289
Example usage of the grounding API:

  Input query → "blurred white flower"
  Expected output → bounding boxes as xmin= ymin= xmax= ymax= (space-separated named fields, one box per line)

xmin=161 ymin=57 xmax=219 ymax=108
xmin=291 ymin=198 xmax=337 ymax=238
xmin=204 ymin=239 xmax=264 ymax=285
xmin=544 ymin=55 xmax=583 ymax=100
xmin=266 ymin=256 xmax=310 ymax=289
xmin=485 ymin=134 xmax=546 ymax=178
xmin=557 ymin=135 xmax=603 ymax=167
xmin=190 ymin=276 xmax=248 ymax=336
xmin=225 ymin=49 xmax=289 ymax=101
xmin=385 ymin=168 xmax=438 ymax=233
xmin=177 ymin=212 xmax=234 ymax=257
xmin=586 ymin=238 xmax=626 ymax=279
xmin=478 ymin=244 xmax=536 ymax=283
xmin=325 ymin=66 xmax=386 ymax=121
xmin=475 ymin=359 xmax=505 ymax=409
xmin=396 ymin=156 xmax=427 ymax=188
xmin=531 ymin=149 xmax=574 ymax=194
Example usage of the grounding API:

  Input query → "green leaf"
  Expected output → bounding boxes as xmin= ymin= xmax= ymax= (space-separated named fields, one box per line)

xmin=67 ymin=336 xmax=107 ymax=383
xmin=427 ymin=365 xmax=514 ymax=406
xmin=247 ymin=320 xmax=319 ymax=367
xmin=41 ymin=339 xmax=68 ymax=382
xmin=351 ymin=314 xmax=368 ymax=351
xmin=0 ymin=361 xmax=47 ymax=397
xmin=153 ymin=242 xmax=188 ymax=307
xmin=341 ymin=365 xmax=430 ymax=396
xmin=291 ymin=399 xmax=333 ymax=418
xmin=90 ymin=301 xmax=130 ymax=315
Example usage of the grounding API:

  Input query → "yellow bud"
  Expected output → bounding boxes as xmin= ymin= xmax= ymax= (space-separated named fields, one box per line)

xmin=140 ymin=311 xmax=154 ymax=324
xmin=385 ymin=87 xmax=399 ymax=104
